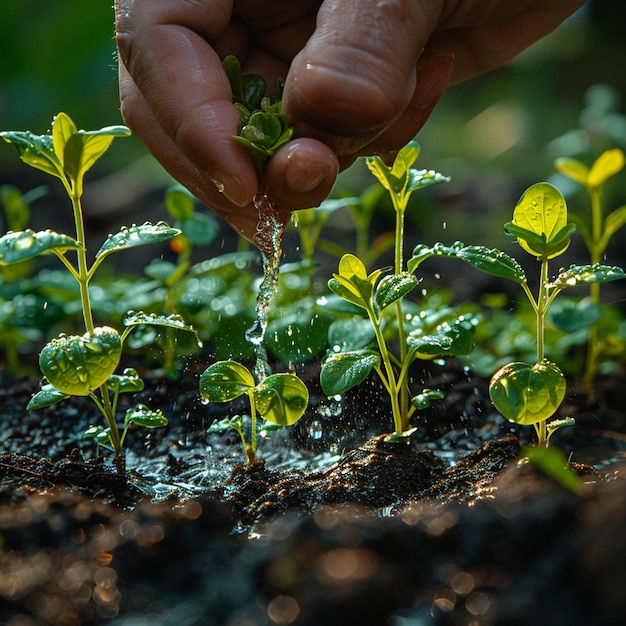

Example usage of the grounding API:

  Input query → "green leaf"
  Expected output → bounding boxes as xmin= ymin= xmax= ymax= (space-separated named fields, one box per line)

xmin=106 ymin=368 xmax=145 ymax=394
xmin=165 ymin=185 xmax=195 ymax=221
xmin=549 ymin=297 xmax=602 ymax=333
xmin=407 ymin=319 xmax=474 ymax=357
xmin=327 ymin=317 xmax=375 ymax=352
xmin=489 ymin=360 xmax=566 ymax=425
xmin=552 ymin=264 xmax=626 ymax=288
xmin=554 ymin=157 xmax=589 ymax=185
xmin=0 ymin=130 xmax=64 ymax=180
xmin=523 ymin=445 xmax=581 ymax=493
xmin=411 ymin=389 xmax=445 ymax=410
xmin=27 ymin=383 xmax=70 ymax=410
xmin=95 ymin=221 xmax=181 ymax=259
xmin=207 ymin=415 xmax=244 ymax=435
xmin=510 ymin=182 xmax=572 ymax=259
xmin=374 ymin=272 xmax=419 ymax=311
xmin=253 ymin=373 xmax=309 ymax=426
xmin=0 ymin=229 xmax=80 ymax=264
xmin=603 ymin=204 xmax=626 ymax=240
xmin=122 ymin=311 xmax=200 ymax=344
xmin=39 ymin=326 xmax=122 ymax=396
xmin=177 ymin=212 xmax=219 ymax=247
xmin=124 ymin=404 xmax=168 ymax=428
xmin=405 ymin=168 xmax=451 ymax=194
xmin=320 ymin=350 xmax=380 ymax=396
xmin=199 ymin=360 xmax=255 ymax=403
xmin=408 ymin=242 xmax=526 ymax=283
xmin=51 ymin=112 xmax=77 ymax=166
xmin=587 ymin=148 xmax=625 ymax=188
xmin=222 ymin=55 xmax=244 ymax=102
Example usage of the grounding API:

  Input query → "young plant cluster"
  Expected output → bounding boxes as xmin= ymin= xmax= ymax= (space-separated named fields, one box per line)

xmin=0 ymin=113 xmax=198 ymax=471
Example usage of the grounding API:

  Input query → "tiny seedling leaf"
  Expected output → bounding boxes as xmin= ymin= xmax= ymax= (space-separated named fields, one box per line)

xmin=39 ymin=326 xmax=122 ymax=396
xmin=489 ymin=360 xmax=566 ymax=425
xmin=0 ymin=229 xmax=80 ymax=264
xmin=124 ymin=404 xmax=168 ymax=428
xmin=253 ymin=373 xmax=309 ymax=426
xmin=411 ymin=389 xmax=445 ymax=410
xmin=27 ymin=384 xmax=70 ymax=410
xmin=523 ymin=445 xmax=581 ymax=493
xmin=320 ymin=350 xmax=380 ymax=396
xmin=199 ymin=360 xmax=255 ymax=403
xmin=106 ymin=368 xmax=145 ymax=394
xmin=96 ymin=221 xmax=180 ymax=259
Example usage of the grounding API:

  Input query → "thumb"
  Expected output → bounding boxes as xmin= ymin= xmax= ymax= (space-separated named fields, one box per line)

xmin=282 ymin=0 xmax=441 ymax=142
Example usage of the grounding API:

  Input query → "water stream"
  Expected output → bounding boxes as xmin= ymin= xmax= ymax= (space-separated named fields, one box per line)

xmin=244 ymin=190 xmax=286 ymax=383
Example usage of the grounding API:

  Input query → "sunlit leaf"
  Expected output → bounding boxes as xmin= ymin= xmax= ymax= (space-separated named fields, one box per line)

xmin=165 ymin=186 xmax=195 ymax=221
xmin=253 ymin=373 xmax=309 ymax=426
xmin=199 ymin=360 xmax=255 ymax=403
xmin=587 ymin=148 xmax=625 ymax=188
xmin=554 ymin=157 xmax=588 ymax=186
xmin=523 ymin=445 xmax=580 ymax=493
xmin=489 ymin=360 xmax=566 ymax=425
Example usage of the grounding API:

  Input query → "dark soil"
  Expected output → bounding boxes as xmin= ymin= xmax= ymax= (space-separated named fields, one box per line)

xmin=1 ymin=358 xmax=626 ymax=625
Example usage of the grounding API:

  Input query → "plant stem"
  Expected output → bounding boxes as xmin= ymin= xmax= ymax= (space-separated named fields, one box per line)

xmin=70 ymin=192 xmax=95 ymax=334
xmin=247 ymin=390 xmax=258 ymax=464
xmin=535 ymin=258 xmax=550 ymax=447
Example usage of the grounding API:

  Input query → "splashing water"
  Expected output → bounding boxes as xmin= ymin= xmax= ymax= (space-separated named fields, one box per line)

xmin=245 ymin=191 xmax=286 ymax=382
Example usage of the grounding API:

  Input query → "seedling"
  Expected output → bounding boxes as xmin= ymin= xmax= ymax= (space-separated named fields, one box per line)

xmin=555 ymin=148 xmax=626 ymax=382
xmin=320 ymin=143 xmax=473 ymax=438
xmin=200 ymin=360 xmax=308 ymax=463
xmin=0 ymin=113 xmax=198 ymax=471
xmin=410 ymin=182 xmax=626 ymax=446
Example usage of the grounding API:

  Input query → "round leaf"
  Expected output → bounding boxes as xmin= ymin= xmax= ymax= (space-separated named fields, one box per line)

xmin=199 ymin=360 xmax=255 ymax=403
xmin=39 ymin=327 xmax=122 ymax=396
xmin=489 ymin=360 xmax=566 ymax=425
xmin=253 ymin=373 xmax=309 ymax=426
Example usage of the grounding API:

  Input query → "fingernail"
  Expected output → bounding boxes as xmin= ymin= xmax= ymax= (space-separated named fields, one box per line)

xmin=211 ymin=172 xmax=249 ymax=207
xmin=285 ymin=145 xmax=338 ymax=193
xmin=414 ymin=51 xmax=455 ymax=109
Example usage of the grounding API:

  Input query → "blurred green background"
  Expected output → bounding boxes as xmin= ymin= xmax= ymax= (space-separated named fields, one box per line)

xmin=1 ymin=0 xmax=625 ymax=251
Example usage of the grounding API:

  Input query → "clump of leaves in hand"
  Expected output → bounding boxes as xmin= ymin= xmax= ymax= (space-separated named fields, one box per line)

xmin=222 ymin=55 xmax=293 ymax=169
xmin=410 ymin=181 xmax=626 ymax=446
xmin=0 ymin=113 xmax=198 ymax=471
xmin=200 ymin=360 xmax=308 ymax=463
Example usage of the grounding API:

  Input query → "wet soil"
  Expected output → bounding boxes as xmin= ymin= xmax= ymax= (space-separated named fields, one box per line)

xmin=1 ymin=359 xmax=626 ymax=625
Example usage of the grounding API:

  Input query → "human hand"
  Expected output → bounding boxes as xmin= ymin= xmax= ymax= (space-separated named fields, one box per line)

xmin=115 ymin=0 xmax=586 ymax=240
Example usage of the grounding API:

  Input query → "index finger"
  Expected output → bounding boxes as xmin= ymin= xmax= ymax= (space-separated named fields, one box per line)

xmin=114 ymin=0 xmax=256 ymax=207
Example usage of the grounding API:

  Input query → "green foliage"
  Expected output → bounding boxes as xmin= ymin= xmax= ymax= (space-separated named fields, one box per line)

xmin=200 ymin=360 xmax=308 ymax=462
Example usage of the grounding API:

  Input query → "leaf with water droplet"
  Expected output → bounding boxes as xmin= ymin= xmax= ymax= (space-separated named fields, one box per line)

xmin=407 ymin=318 xmax=474 ymax=357
xmin=411 ymin=389 xmax=445 ymax=410
xmin=320 ymin=349 xmax=380 ymax=396
xmin=124 ymin=404 xmax=168 ymax=429
xmin=123 ymin=311 xmax=200 ymax=345
xmin=489 ymin=360 xmax=566 ymax=425
xmin=199 ymin=360 xmax=255 ymax=403
xmin=39 ymin=327 xmax=122 ymax=396
xmin=0 ymin=128 xmax=64 ymax=181
xmin=0 ymin=229 xmax=80 ymax=265
xmin=253 ymin=373 xmax=309 ymax=426
xmin=375 ymin=272 xmax=419 ymax=312
xmin=95 ymin=221 xmax=180 ymax=259
xmin=552 ymin=264 xmax=626 ymax=288
xmin=106 ymin=368 xmax=145 ymax=394
xmin=27 ymin=383 xmax=70 ymax=410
